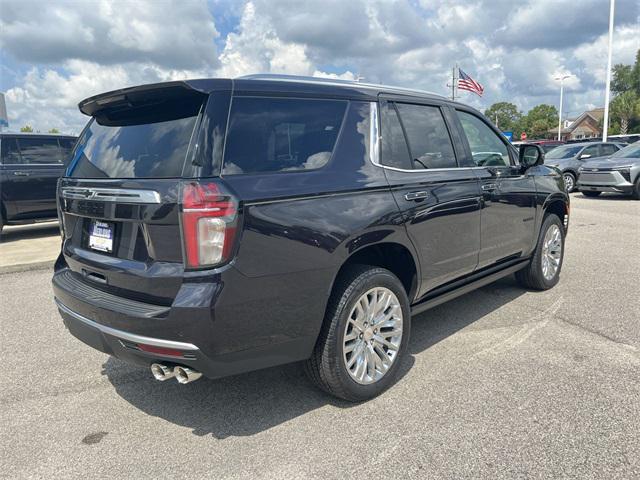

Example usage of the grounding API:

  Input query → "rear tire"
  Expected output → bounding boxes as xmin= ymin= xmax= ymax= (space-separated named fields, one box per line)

xmin=516 ymin=214 xmax=565 ymax=290
xmin=305 ymin=265 xmax=411 ymax=402
xmin=581 ymin=190 xmax=601 ymax=198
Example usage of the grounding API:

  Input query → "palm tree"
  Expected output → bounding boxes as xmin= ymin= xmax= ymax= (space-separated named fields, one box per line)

xmin=611 ymin=91 xmax=640 ymax=135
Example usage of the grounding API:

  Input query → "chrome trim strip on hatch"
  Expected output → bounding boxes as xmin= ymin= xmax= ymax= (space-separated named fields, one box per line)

xmin=55 ymin=299 xmax=200 ymax=351
xmin=61 ymin=187 xmax=161 ymax=204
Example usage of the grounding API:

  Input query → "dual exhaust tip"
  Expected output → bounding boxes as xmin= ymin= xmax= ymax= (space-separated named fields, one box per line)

xmin=150 ymin=363 xmax=202 ymax=384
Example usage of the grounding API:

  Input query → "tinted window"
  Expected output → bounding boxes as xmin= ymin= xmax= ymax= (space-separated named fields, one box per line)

xmin=1 ymin=137 xmax=22 ymax=164
xmin=17 ymin=137 xmax=62 ymax=164
xmin=545 ymin=145 xmax=583 ymax=159
xmin=600 ymin=144 xmax=618 ymax=156
xmin=457 ymin=111 xmax=510 ymax=167
xmin=58 ymin=138 xmax=76 ymax=165
xmin=223 ymin=97 xmax=346 ymax=175
xmin=69 ymin=116 xmax=197 ymax=178
xmin=396 ymin=103 xmax=457 ymax=169
xmin=581 ymin=145 xmax=600 ymax=158
xmin=380 ymin=103 xmax=412 ymax=169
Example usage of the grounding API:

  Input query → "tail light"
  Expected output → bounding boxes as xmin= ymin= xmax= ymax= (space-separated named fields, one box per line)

xmin=180 ymin=181 xmax=238 ymax=268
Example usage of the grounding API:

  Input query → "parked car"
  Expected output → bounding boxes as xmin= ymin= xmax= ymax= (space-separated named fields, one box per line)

xmin=577 ymin=143 xmax=640 ymax=199
xmin=0 ymin=132 xmax=77 ymax=234
xmin=52 ymin=76 xmax=569 ymax=401
xmin=543 ymin=141 xmax=626 ymax=192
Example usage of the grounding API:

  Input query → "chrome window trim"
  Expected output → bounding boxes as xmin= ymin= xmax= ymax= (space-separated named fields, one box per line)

xmin=55 ymin=299 xmax=199 ymax=351
xmin=61 ymin=187 xmax=161 ymax=204
xmin=368 ymin=101 xmax=486 ymax=174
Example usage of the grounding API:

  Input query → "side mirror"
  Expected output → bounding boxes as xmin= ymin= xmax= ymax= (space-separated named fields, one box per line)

xmin=519 ymin=144 xmax=544 ymax=169
xmin=579 ymin=154 xmax=591 ymax=160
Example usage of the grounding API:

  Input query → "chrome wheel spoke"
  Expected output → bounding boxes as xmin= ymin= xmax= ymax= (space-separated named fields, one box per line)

xmin=343 ymin=287 xmax=403 ymax=385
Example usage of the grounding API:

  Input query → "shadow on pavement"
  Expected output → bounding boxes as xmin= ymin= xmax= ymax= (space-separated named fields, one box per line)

xmin=103 ymin=276 xmax=525 ymax=439
xmin=0 ymin=223 xmax=60 ymax=243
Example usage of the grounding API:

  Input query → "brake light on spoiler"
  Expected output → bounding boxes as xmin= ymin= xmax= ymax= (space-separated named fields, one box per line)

xmin=181 ymin=182 xmax=238 ymax=268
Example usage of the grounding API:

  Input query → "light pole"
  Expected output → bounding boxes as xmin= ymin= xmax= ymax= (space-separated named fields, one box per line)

xmin=555 ymin=75 xmax=571 ymax=141
xmin=602 ymin=0 xmax=615 ymax=141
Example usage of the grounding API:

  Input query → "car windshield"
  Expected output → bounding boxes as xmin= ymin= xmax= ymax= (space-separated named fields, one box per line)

xmin=611 ymin=144 xmax=640 ymax=158
xmin=545 ymin=145 xmax=583 ymax=159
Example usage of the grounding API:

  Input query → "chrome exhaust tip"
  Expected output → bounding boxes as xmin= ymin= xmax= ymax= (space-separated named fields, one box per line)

xmin=173 ymin=366 xmax=202 ymax=384
xmin=150 ymin=363 xmax=176 ymax=381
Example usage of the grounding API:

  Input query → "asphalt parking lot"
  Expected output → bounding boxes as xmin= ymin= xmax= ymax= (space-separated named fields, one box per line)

xmin=1 ymin=194 xmax=639 ymax=479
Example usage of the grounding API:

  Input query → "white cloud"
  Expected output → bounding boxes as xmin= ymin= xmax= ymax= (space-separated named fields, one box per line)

xmin=1 ymin=0 xmax=638 ymax=133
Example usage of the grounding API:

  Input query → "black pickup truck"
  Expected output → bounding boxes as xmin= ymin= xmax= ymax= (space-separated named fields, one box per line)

xmin=0 ymin=132 xmax=77 ymax=234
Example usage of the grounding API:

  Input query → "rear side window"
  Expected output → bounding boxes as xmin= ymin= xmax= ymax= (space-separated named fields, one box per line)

xmin=1 ymin=137 xmax=22 ymax=164
xmin=68 ymin=100 xmax=201 ymax=178
xmin=222 ymin=97 xmax=346 ymax=175
xmin=395 ymin=103 xmax=457 ymax=169
xmin=380 ymin=103 xmax=412 ymax=169
xmin=17 ymin=137 xmax=62 ymax=164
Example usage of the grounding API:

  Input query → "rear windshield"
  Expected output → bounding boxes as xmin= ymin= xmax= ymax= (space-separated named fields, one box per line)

xmin=222 ymin=97 xmax=347 ymax=175
xmin=68 ymin=103 xmax=200 ymax=178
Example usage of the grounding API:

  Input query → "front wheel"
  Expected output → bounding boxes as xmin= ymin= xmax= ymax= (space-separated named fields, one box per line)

xmin=516 ymin=214 xmax=565 ymax=290
xmin=305 ymin=265 xmax=411 ymax=402
xmin=563 ymin=172 xmax=576 ymax=192
xmin=632 ymin=177 xmax=640 ymax=200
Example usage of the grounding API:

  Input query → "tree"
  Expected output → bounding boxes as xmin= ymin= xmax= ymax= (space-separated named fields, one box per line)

xmin=520 ymin=104 xmax=558 ymax=139
xmin=48 ymin=128 xmax=60 ymax=133
xmin=610 ymin=91 xmax=640 ymax=135
xmin=484 ymin=102 xmax=522 ymax=131
xmin=611 ymin=64 xmax=633 ymax=95
xmin=20 ymin=125 xmax=33 ymax=132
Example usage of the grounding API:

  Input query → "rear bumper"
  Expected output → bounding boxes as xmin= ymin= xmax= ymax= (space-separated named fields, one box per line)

xmin=52 ymin=267 xmax=320 ymax=379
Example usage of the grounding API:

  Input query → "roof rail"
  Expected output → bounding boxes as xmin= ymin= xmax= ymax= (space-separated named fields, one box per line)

xmin=237 ymin=73 xmax=444 ymax=99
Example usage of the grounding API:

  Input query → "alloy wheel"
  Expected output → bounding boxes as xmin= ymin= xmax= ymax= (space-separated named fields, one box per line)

xmin=563 ymin=173 xmax=575 ymax=192
xmin=342 ymin=287 xmax=403 ymax=385
xmin=541 ymin=224 xmax=562 ymax=280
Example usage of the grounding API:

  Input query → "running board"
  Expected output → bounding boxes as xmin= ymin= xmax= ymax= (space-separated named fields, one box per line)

xmin=410 ymin=259 xmax=529 ymax=316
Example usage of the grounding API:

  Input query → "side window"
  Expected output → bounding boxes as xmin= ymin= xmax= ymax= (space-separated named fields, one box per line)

xmin=380 ymin=102 xmax=412 ymax=169
xmin=223 ymin=97 xmax=346 ymax=175
xmin=395 ymin=103 xmax=457 ymax=169
xmin=16 ymin=137 xmax=62 ymax=164
xmin=1 ymin=137 xmax=22 ymax=164
xmin=600 ymin=144 xmax=617 ymax=156
xmin=457 ymin=111 xmax=510 ymax=167
xmin=581 ymin=144 xmax=600 ymax=159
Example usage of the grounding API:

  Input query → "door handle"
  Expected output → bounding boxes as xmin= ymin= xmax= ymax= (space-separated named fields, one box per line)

xmin=404 ymin=191 xmax=429 ymax=201
xmin=13 ymin=171 xmax=30 ymax=176
xmin=481 ymin=183 xmax=497 ymax=192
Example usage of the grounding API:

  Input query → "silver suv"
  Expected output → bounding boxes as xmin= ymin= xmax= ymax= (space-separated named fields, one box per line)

xmin=544 ymin=142 xmax=625 ymax=192
xmin=577 ymin=143 xmax=640 ymax=199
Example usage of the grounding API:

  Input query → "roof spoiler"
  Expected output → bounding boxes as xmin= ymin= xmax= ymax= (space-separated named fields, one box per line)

xmin=78 ymin=79 xmax=231 ymax=117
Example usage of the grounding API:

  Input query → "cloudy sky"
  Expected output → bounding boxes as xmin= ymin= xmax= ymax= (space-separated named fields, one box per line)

xmin=1 ymin=0 xmax=638 ymax=134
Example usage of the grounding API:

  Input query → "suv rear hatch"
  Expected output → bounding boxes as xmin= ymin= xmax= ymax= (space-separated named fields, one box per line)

xmin=57 ymin=81 xmax=231 ymax=305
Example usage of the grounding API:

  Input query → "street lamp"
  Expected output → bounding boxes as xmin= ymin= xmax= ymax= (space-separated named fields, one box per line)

xmin=555 ymin=74 xmax=572 ymax=141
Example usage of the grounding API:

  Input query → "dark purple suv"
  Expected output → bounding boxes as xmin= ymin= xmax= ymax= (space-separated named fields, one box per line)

xmin=52 ymin=75 xmax=569 ymax=401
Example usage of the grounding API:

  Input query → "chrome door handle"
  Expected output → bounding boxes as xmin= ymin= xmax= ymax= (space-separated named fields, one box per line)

xmin=13 ymin=171 xmax=30 ymax=176
xmin=404 ymin=191 xmax=429 ymax=201
xmin=481 ymin=183 xmax=497 ymax=191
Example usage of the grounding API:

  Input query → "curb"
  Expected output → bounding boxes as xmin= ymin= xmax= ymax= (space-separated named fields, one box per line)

xmin=0 ymin=260 xmax=55 ymax=275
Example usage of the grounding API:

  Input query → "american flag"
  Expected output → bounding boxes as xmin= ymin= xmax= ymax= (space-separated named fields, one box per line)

xmin=458 ymin=69 xmax=484 ymax=97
